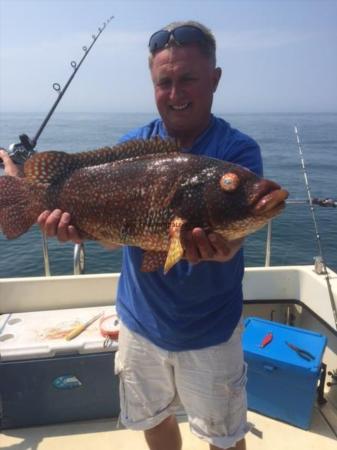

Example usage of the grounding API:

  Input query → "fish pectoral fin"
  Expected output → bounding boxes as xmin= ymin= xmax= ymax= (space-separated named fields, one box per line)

xmin=164 ymin=217 xmax=186 ymax=274
xmin=141 ymin=251 xmax=167 ymax=272
xmin=164 ymin=238 xmax=184 ymax=274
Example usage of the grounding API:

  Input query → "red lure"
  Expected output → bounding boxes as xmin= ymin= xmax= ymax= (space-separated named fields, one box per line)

xmin=259 ymin=332 xmax=273 ymax=348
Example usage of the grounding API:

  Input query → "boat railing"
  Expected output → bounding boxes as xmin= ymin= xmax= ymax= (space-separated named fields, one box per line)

xmin=41 ymin=236 xmax=85 ymax=276
xmin=74 ymin=243 xmax=85 ymax=275
xmin=39 ymin=199 xmax=335 ymax=275
xmin=68 ymin=221 xmax=274 ymax=273
xmin=264 ymin=219 xmax=326 ymax=274
xmin=265 ymin=220 xmax=272 ymax=267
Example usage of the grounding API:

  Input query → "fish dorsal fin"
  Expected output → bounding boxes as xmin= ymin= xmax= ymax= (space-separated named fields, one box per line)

xmin=110 ymin=137 xmax=180 ymax=160
xmin=66 ymin=137 xmax=179 ymax=167
xmin=24 ymin=151 xmax=75 ymax=185
xmin=24 ymin=137 xmax=180 ymax=185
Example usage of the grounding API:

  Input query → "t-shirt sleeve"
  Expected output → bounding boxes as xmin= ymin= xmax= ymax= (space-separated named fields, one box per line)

xmin=218 ymin=131 xmax=263 ymax=177
xmin=117 ymin=128 xmax=144 ymax=144
xmin=117 ymin=122 xmax=157 ymax=144
xmin=232 ymin=141 xmax=263 ymax=177
xmin=212 ymin=120 xmax=263 ymax=177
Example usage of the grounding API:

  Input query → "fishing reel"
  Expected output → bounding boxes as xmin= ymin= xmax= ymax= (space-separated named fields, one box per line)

xmin=0 ymin=134 xmax=36 ymax=169
xmin=7 ymin=134 xmax=36 ymax=165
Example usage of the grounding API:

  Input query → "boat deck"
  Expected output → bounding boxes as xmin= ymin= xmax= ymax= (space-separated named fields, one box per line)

xmin=1 ymin=267 xmax=337 ymax=449
xmin=2 ymin=405 xmax=337 ymax=450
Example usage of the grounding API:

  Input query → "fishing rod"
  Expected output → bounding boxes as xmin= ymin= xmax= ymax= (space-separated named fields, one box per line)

xmin=1 ymin=15 xmax=114 ymax=167
xmin=294 ymin=125 xmax=337 ymax=329
xmin=286 ymin=198 xmax=337 ymax=207
xmin=0 ymin=16 xmax=114 ymax=277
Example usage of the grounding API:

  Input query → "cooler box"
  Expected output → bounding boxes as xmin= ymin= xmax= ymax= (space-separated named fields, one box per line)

xmin=243 ymin=317 xmax=327 ymax=429
xmin=0 ymin=306 xmax=120 ymax=429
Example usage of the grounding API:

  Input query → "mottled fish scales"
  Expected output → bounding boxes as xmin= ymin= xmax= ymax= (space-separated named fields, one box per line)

xmin=0 ymin=138 xmax=288 ymax=273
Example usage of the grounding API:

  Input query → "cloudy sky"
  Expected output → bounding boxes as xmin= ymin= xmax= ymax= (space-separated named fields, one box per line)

xmin=0 ymin=0 xmax=336 ymax=113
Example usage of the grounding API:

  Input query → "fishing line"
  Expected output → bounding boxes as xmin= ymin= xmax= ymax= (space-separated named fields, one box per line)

xmin=294 ymin=125 xmax=337 ymax=329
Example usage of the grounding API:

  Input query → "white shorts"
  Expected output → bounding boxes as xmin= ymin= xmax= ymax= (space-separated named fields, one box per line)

xmin=114 ymin=319 xmax=250 ymax=449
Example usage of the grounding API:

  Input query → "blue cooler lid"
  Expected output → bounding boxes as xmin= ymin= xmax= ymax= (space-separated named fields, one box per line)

xmin=243 ymin=317 xmax=327 ymax=374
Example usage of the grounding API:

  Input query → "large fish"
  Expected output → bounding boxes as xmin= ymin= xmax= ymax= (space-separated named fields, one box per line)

xmin=0 ymin=138 xmax=288 ymax=273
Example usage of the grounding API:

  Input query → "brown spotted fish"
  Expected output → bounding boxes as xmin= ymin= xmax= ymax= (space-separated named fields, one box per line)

xmin=0 ymin=138 xmax=288 ymax=273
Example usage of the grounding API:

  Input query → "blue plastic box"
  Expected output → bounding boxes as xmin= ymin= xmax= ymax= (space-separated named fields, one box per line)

xmin=243 ymin=317 xmax=327 ymax=429
xmin=0 ymin=352 xmax=120 ymax=429
xmin=0 ymin=307 xmax=120 ymax=429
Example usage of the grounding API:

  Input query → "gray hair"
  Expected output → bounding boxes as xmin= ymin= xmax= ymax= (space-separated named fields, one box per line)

xmin=148 ymin=20 xmax=217 ymax=67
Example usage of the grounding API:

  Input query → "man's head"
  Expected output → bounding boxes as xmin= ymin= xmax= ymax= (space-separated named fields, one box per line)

xmin=148 ymin=21 xmax=222 ymax=147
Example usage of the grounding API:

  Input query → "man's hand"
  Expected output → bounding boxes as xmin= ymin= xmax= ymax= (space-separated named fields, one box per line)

xmin=37 ymin=210 xmax=83 ymax=244
xmin=37 ymin=209 xmax=121 ymax=250
xmin=184 ymin=228 xmax=244 ymax=265
xmin=0 ymin=149 xmax=24 ymax=177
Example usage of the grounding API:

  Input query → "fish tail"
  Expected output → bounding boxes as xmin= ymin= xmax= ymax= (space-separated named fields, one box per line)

xmin=0 ymin=176 xmax=46 ymax=239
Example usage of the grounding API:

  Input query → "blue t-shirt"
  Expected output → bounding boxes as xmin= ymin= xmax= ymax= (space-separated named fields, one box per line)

xmin=116 ymin=115 xmax=263 ymax=351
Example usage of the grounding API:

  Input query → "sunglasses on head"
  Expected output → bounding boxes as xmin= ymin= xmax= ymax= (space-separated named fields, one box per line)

xmin=148 ymin=25 xmax=208 ymax=53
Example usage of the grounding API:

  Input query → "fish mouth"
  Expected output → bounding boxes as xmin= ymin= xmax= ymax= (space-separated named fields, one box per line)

xmin=252 ymin=180 xmax=289 ymax=216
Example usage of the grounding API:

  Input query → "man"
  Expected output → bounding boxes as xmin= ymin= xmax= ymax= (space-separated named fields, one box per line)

xmin=0 ymin=21 xmax=262 ymax=450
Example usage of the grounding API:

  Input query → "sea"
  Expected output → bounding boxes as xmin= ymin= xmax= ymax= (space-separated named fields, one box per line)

xmin=0 ymin=112 xmax=336 ymax=278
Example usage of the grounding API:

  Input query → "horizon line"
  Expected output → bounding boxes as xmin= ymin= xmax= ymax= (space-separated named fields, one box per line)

xmin=1 ymin=111 xmax=337 ymax=115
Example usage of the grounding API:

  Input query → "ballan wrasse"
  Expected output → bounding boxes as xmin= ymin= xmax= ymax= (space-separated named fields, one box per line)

xmin=0 ymin=138 xmax=288 ymax=273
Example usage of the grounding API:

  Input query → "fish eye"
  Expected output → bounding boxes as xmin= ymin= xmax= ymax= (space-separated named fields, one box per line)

xmin=219 ymin=173 xmax=240 ymax=192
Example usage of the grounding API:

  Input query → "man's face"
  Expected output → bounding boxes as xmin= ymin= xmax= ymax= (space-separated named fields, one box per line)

xmin=150 ymin=45 xmax=221 ymax=141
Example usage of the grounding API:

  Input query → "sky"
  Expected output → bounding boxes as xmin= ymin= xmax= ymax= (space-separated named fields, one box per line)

xmin=0 ymin=0 xmax=336 ymax=114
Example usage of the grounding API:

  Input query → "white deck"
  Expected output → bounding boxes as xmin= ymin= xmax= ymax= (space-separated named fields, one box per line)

xmin=2 ymin=408 xmax=337 ymax=450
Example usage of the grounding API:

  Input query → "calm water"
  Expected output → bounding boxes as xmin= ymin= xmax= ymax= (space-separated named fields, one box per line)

xmin=0 ymin=112 xmax=336 ymax=278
